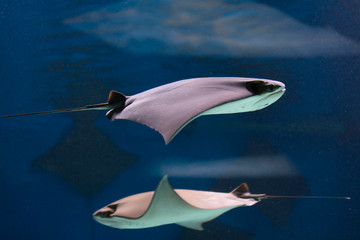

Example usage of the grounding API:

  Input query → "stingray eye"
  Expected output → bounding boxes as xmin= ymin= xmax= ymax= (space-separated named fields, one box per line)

xmin=268 ymin=84 xmax=282 ymax=92
xmin=94 ymin=204 xmax=117 ymax=218
xmin=246 ymin=81 xmax=266 ymax=95
xmin=246 ymin=81 xmax=279 ymax=94
xmin=108 ymin=204 xmax=117 ymax=211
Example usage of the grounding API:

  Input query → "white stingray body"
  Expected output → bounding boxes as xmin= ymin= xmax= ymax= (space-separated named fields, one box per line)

xmin=93 ymin=176 xmax=349 ymax=230
xmin=111 ymin=77 xmax=285 ymax=143
xmin=0 ymin=77 xmax=285 ymax=144
xmin=93 ymin=176 xmax=258 ymax=230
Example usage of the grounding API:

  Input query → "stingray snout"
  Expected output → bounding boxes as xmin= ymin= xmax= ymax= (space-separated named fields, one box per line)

xmin=93 ymin=205 xmax=116 ymax=218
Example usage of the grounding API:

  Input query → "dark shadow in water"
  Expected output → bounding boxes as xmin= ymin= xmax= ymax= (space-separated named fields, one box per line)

xmin=32 ymin=113 xmax=137 ymax=197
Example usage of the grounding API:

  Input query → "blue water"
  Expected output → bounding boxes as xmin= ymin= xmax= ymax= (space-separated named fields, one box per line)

xmin=0 ymin=0 xmax=359 ymax=239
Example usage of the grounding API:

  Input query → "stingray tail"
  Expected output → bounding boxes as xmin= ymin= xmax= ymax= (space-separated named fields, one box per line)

xmin=0 ymin=105 xmax=102 ymax=119
xmin=0 ymin=90 xmax=127 ymax=119
xmin=231 ymin=183 xmax=350 ymax=200
xmin=263 ymin=195 xmax=351 ymax=200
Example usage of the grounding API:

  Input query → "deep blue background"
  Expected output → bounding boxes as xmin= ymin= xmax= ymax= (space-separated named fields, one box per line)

xmin=0 ymin=1 xmax=359 ymax=239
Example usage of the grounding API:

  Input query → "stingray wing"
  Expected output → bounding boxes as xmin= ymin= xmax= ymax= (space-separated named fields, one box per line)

xmin=139 ymin=175 xmax=206 ymax=230
xmin=109 ymin=78 xmax=254 ymax=144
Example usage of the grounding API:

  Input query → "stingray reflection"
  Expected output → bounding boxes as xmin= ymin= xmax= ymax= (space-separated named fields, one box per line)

xmin=64 ymin=0 xmax=360 ymax=57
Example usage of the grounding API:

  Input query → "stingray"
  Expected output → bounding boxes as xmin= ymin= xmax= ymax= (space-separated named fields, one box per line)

xmin=93 ymin=175 xmax=350 ymax=230
xmin=0 ymin=77 xmax=285 ymax=144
